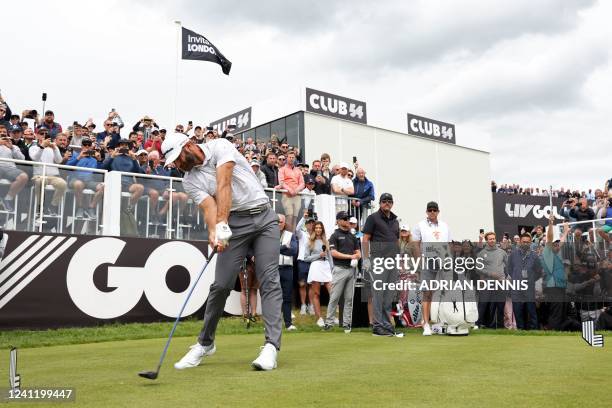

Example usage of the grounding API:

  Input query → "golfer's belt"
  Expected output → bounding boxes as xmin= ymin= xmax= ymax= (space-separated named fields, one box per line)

xmin=231 ymin=203 xmax=270 ymax=216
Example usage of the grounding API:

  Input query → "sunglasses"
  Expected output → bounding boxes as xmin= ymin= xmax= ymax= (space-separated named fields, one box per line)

xmin=381 ymin=199 xmax=393 ymax=204
xmin=427 ymin=208 xmax=439 ymax=212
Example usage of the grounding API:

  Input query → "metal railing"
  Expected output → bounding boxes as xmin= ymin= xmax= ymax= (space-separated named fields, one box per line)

xmin=0 ymin=157 xmax=376 ymax=240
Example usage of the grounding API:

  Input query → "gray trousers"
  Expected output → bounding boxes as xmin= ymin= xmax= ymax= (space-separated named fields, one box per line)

xmin=198 ymin=207 xmax=283 ymax=349
xmin=370 ymin=267 xmax=398 ymax=333
xmin=325 ymin=266 xmax=355 ymax=326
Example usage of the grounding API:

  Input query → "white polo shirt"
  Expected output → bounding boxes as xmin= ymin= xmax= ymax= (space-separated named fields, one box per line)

xmin=412 ymin=218 xmax=452 ymax=257
xmin=182 ymin=138 xmax=269 ymax=212
xmin=330 ymin=174 xmax=353 ymax=195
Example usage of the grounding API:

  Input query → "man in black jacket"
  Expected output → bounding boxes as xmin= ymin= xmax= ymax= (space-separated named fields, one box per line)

xmin=261 ymin=151 xmax=279 ymax=188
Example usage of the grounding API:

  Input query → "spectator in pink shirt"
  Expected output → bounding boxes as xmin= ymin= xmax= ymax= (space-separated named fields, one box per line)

xmin=278 ymin=151 xmax=304 ymax=230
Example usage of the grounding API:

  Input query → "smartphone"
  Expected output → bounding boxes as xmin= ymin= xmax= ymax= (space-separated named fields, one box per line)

xmin=479 ymin=228 xmax=484 ymax=234
xmin=352 ymin=156 xmax=357 ymax=164
xmin=206 ymin=126 xmax=214 ymax=131
xmin=111 ymin=108 xmax=116 ymax=112
xmin=42 ymin=92 xmax=47 ymax=101
xmin=188 ymin=120 xmax=193 ymax=126
xmin=149 ymin=160 xmax=154 ymax=168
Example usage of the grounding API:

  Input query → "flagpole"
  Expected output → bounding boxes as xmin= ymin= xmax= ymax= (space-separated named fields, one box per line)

xmin=174 ymin=20 xmax=181 ymax=129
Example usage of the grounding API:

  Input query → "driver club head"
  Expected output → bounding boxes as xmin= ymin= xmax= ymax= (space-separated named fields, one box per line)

xmin=138 ymin=371 xmax=158 ymax=380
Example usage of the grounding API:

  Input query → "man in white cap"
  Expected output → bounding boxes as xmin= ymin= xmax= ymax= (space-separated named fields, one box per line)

xmin=162 ymin=132 xmax=283 ymax=371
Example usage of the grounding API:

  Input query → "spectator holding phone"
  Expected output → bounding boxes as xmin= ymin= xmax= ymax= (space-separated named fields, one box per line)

xmin=0 ymin=125 xmax=28 ymax=212
xmin=29 ymin=129 xmax=66 ymax=215
xmin=40 ymin=111 xmax=62 ymax=139
xmin=309 ymin=159 xmax=330 ymax=195
xmin=132 ymin=115 xmax=158 ymax=141
xmin=66 ymin=138 xmax=104 ymax=219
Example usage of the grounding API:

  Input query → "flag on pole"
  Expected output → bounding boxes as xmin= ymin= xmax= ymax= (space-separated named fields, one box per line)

xmin=181 ymin=27 xmax=232 ymax=75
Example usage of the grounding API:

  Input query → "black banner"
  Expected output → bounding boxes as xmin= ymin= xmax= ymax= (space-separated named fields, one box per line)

xmin=492 ymin=193 xmax=565 ymax=238
xmin=210 ymin=107 xmax=252 ymax=132
xmin=0 ymin=231 xmax=237 ymax=329
xmin=407 ymin=113 xmax=456 ymax=144
xmin=305 ymin=87 xmax=367 ymax=124
xmin=181 ymin=27 xmax=232 ymax=75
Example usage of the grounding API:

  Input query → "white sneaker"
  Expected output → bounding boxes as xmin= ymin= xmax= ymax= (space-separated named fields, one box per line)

xmin=287 ymin=325 xmax=297 ymax=331
xmin=422 ymin=324 xmax=432 ymax=336
xmin=300 ymin=304 xmax=307 ymax=315
xmin=316 ymin=317 xmax=325 ymax=327
xmin=251 ymin=343 xmax=278 ymax=371
xmin=333 ymin=317 xmax=340 ymax=325
xmin=393 ymin=332 xmax=405 ymax=338
xmin=308 ymin=304 xmax=315 ymax=315
xmin=174 ymin=343 xmax=216 ymax=370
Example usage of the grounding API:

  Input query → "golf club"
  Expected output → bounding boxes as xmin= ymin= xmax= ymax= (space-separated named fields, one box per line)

xmin=138 ymin=247 xmax=218 ymax=380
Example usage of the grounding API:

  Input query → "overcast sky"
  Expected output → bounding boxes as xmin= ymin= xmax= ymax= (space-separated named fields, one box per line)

xmin=2 ymin=0 xmax=610 ymax=191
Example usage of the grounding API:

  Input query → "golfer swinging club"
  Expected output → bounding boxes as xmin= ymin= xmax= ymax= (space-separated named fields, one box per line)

xmin=162 ymin=132 xmax=283 ymax=371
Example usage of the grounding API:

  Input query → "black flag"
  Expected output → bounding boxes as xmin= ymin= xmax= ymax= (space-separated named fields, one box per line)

xmin=181 ymin=27 xmax=232 ymax=75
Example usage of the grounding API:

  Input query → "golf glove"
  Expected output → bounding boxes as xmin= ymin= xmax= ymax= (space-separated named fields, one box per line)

xmin=362 ymin=257 xmax=371 ymax=272
xmin=350 ymin=258 xmax=359 ymax=268
xmin=215 ymin=222 xmax=232 ymax=246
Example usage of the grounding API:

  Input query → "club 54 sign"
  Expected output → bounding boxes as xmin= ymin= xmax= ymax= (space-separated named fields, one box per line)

xmin=407 ymin=113 xmax=455 ymax=144
xmin=210 ymin=107 xmax=252 ymax=133
xmin=306 ymin=88 xmax=367 ymax=124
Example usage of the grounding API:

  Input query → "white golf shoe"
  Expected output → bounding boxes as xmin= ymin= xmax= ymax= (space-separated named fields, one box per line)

xmin=422 ymin=323 xmax=432 ymax=336
xmin=300 ymin=304 xmax=307 ymax=315
xmin=316 ymin=317 xmax=325 ymax=327
xmin=174 ymin=343 xmax=216 ymax=370
xmin=251 ymin=343 xmax=278 ymax=371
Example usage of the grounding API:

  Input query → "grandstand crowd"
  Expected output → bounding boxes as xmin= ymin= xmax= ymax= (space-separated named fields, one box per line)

xmin=1 ymin=95 xmax=611 ymax=333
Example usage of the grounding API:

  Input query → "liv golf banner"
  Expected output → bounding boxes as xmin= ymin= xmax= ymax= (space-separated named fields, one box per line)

xmin=181 ymin=27 xmax=232 ymax=75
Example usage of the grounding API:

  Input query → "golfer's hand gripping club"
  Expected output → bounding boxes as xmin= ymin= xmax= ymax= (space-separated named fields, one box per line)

xmin=215 ymin=222 xmax=232 ymax=250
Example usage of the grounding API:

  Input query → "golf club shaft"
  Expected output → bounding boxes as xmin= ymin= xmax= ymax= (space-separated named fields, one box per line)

xmin=154 ymin=247 xmax=217 ymax=373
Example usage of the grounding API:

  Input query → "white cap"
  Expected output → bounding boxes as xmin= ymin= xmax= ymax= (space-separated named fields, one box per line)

xmin=349 ymin=216 xmax=358 ymax=224
xmin=250 ymin=159 xmax=260 ymax=167
xmin=161 ymin=133 xmax=189 ymax=166
xmin=339 ymin=162 xmax=349 ymax=169
xmin=400 ymin=224 xmax=410 ymax=231
xmin=136 ymin=149 xmax=148 ymax=156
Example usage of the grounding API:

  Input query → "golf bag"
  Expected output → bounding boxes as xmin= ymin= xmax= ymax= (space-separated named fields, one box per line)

xmin=430 ymin=269 xmax=478 ymax=336
xmin=392 ymin=285 xmax=423 ymax=328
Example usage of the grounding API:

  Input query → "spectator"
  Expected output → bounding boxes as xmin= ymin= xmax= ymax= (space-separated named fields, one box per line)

xmin=135 ymin=149 xmax=149 ymax=172
xmin=323 ymin=210 xmax=361 ymax=333
xmin=132 ymin=115 xmax=159 ymax=141
xmin=278 ymin=214 xmax=299 ymax=331
xmin=507 ymin=233 xmax=542 ymax=330
xmin=9 ymin=125 xmax=29 ymax=160
xmin=596 ymin=198 xmax=612 ymax=243
xmin=278 ymin=150 xmax=304 ymax=231
xmin=352 ymin=167 xmax=375 ymax=222
xmin=22 ymin=128 xmax=36 ymax=155
xmin=28 ymin=129 xmax=66 ymax=215
xmin=296 ymin=210 xmax=315 ymax=316
xmin=143 ymin=150 xmax=170 ymax=224
xmin=54 ymin=132 xmax=71 ymax=163
xmin=107 ymin=110 xmax=124 ymax=131
xmin=309 ymin=159 xmax=331 ymax=195
xmin=102 ymin=139 xmax=144 ymax=213
xmin=301 ymin=175 xmax=316 ymax=211
xmin=96 ymin=119 xmax=121 ymax=149
xmin=131 ymin=131 xmax=145 ymax=151
xmin=304 ymin=220 xmax=332 ymax=327
xmin=144 ymin=130 xmax=163 ymax=154
xmin=40 ymin=110 xmax=62 ymax=139
xmin=331 ymin=162 xmax=354 ymax=213
xmin=569 ymin=198 xmax=595 ymax=241
xmin=66 ymin=138 xmax=104 ymax=219
xmin=476 ymin=232 xmax=508 ymax=329
xmin=0 ymin=104 xmax=10 ymax=129
xmin=261 ymin=151 xmax=279 ymax=188
xmin=362 ymin=193 xmax=402 ymax=337
xmin=320 ymin=153 xmax=332 ymax=180
xmin=249 ymin=159 xmax=267 ymax=188
xmin=0 ymin=125 xmax=28 ymax=212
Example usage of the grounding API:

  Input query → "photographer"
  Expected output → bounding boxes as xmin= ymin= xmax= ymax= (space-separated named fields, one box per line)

xmin=66 ymin=138 xmax=104 ymax=219
xmin=29 ymin=128 xmax=66 ymax=215
xmin=309 ymin=159 xmax=331 ymax=195
xmin=0 ymin=125 xmax=28 ymax=211
xmin=143 ymin=130 xmax=163 ymax=154
xmin=132 ymin=116 xmax=158 ymax=141
xmin=9 ymin=125 xmax=29 ymax=160
xmin=102 ymin=139 xmax=144 ymax=214
xmin=96 ymin=119 xmax=121 ymax=149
